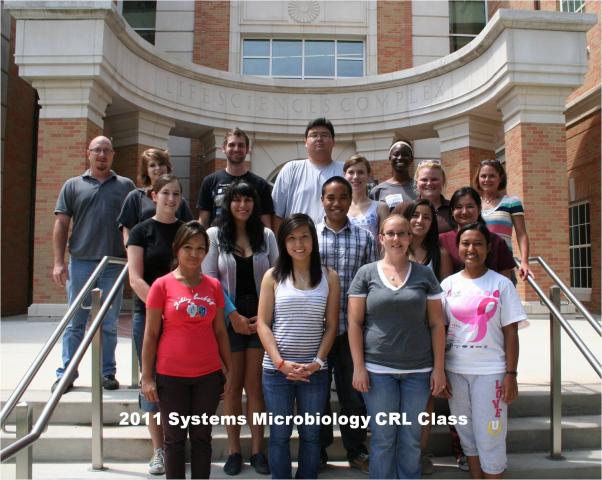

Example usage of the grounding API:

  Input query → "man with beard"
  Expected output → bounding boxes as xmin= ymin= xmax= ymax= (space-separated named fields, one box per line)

xmin=370 ymin=140 xmax=417 ymax=210
xmin=197 ymin=128 xmax=274 ymax=228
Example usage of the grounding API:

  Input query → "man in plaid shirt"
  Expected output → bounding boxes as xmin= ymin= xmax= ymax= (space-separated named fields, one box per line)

xmin=316 ymin=176 xmax=378 ymax=474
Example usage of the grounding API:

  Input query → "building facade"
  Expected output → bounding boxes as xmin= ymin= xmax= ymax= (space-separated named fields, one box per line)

xmin=1 ymin=0 xmax=599 ymax=315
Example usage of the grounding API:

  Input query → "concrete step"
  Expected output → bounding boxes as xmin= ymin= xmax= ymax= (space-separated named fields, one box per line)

xmin=2 ymin=415 xmax=600 ymax=462
xmin=1 ymin=450 xmax=600 ymax=479
xmin=3 ymin=385 xmax=600 ymax=426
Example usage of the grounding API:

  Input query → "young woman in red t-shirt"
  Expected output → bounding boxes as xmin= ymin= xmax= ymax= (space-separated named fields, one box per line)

xmin=142 ymin=221 xmax=232 ymax=479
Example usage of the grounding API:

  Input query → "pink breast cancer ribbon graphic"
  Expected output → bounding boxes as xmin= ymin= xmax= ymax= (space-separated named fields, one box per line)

xmin=449 ymin=290 xmax=500 ymax=342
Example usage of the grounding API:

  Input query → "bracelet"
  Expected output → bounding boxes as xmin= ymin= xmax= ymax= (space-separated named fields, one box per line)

xmin=277 ymin=359 xmax=285 ymax=371
xmin=505 ymin=371 xmax=518 ymax=376
xmin=313 ymin=356 xmax=325 ymax=368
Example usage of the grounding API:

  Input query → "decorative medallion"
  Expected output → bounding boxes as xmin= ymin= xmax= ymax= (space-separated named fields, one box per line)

xmin=288 ymin=1 xmax=320 ymax=23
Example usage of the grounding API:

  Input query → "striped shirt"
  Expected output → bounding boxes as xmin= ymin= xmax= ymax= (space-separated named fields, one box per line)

xmin=262 ymin=270 xmax=329 ymax=370
xmin=316 ymin=220 xmax=378 ymax=334
xmin=481 ymin=195 xmax=525 ymax=253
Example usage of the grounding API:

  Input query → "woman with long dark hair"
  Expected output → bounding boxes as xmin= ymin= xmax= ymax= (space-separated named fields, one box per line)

xmin=202 ymin=180 xmax=278 ymax=475
xmin=257 ymin=214 xmax=339 ymax=479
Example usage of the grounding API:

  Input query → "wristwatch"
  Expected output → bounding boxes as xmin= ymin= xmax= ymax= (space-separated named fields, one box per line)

xmin=313 ymin=356 xmax=325 ymax=368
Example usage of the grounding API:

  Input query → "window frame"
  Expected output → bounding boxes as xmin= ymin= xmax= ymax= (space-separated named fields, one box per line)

xmin=121 ymin=0 xmax=157 ymax=46
xmin=569 ymin=201 xmax=592 ymax=300
xmin=560 ymin=0 xmax=586 ymax=13
xmin=448 ymin=0 xmax=488 ymax=53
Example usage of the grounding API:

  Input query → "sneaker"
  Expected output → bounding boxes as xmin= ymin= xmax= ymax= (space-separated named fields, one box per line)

xmin=148 ymin=448 xmax=165 ymax=475
xmin=250 ymin=452 xmax=270 ymax=475
xmin=421 ymin=453 xmax=434 ymax=475
xmin=223 ymin=452 xmax=242 ymax=476
xmin=102 ymin=375 xmax=119 ymax=390
xmin=457 ymin=455 xmax=469 ymax=472
xmin=349 ymin=452 xmax=369 ymax=474
xmin=51 ymin=378 xmax=74 ymax=394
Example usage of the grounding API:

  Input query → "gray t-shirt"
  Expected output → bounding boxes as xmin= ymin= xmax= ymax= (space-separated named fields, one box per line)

xmin=369 ymin=180 xmax=416 ymax=210
xmin=348 ymin=261 xmax=442 ymax=370
xmin=55 ymin=170 xmax=135 ymax=259
xmin=272 ymin=159 xmax=344 ymax=225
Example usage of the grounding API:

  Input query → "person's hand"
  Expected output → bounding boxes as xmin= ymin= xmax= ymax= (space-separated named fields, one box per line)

xmin=221 ymin=371 xmax=231 ymax=400
xmin=518 ymin=263 xmax=534 ymax=281
xmin=231 ymin=313 xmax=252 ymax=335
xmin=300 ymin=361 xmax=321 ymax=377
xmin=248 ymin=316 xmax=258 ymax=334
xmin=437 ymin=374 xmax=453 ymax=399
xmin=501 ymin=374 xmax=518 ymax=404
xmin=352 ymin=366 xmax=370 ymax=393
xmin=141 ymin=377 xmax=158 ymax=403
xmin=52 ymin=262 xmax=68 ymax=287
xmin=430 ymin=368 xmax=446 ymax=396
xmin=280 ymin=360 xmax=310 ymax=382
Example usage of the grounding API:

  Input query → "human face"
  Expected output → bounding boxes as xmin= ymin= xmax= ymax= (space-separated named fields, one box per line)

xmin=458 ymin=229 xmax=489 ymax=269
xmin=87 ymin=137 xmax=114 ymax=178
xmin=230 ymin=194 xmax=254 ymax=223
xmin=416 ymin=167 xmax=443 ymax=199
xmin=452 ymin=195 xmax=480 ymax=227
xmin=380 ymin=217 xmax=412 ymax=255
xmin=176 ymin=234 xmax=207 ymax=271
xmin=478 ymin=165 xmax=502 ymax=193
xmin=147 ymin=159 xmax=168 ymax=186
xmin=389 ymin=144 xmax=413 ymax=173
xmin=285 ymin=225 xmax=313 ymax=262
xmin=322 ymin=182 xmax=351 ymax=226
xmin=151 ymin=180 xmax=181 ymax=214
xmin=344 ymin=163 xmax=369 ymax=192
xmin=223 ymin=134 xmax=249 ymax=165
xmin=410 ymin=204 xmax=433 ymax=238
xmin=305 ymin=126 xmax=335 ymax=162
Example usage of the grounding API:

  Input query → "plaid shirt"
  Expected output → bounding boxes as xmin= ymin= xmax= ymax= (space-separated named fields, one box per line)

xmin=316 ymin=219 xmax=378 ymax=334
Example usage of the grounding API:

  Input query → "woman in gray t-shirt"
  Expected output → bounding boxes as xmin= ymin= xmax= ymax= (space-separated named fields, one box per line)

xmin=348 ymin=214 xmax=446 ymax=479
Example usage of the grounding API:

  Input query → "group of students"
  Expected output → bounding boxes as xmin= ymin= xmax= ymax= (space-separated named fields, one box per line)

xmin=120 ymin=129 xmax=531 ymax=479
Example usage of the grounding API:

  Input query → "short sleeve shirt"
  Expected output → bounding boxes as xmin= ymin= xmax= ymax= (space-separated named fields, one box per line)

xmin=481 ymin=195 xmax=525 ymax=253
xmin=196 ymin=170 xmax=274 ymax=225
xmin=118 ymin=188 xmax=193 ymax=230
xmin=369 ymin=180 xmax=417 ymax=210
xmin=55 ymin=171 xmax=135 ymax=259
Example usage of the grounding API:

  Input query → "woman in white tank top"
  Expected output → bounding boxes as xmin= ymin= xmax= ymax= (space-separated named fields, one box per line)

xmin=257 ymin=214 xmax=340 ymax=479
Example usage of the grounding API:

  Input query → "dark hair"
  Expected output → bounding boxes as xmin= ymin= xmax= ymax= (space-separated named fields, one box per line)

xmin=403 ymin=199 xmax=443 ymax=280
xmin=272 ymin=214 xmax=322 ymax=287
xmin=223 ymin=127 xmax=250 ymax=148
xmin=152 ymin=173 xmax=182 ymax=195
xmin=172 ymin=221 xmax=209 ymax=268
xmin=388 ymin=139 xmax=414 ymax=160
xmin=343 ymin=154 xmax=371 ymax=175
xmin=473 ymin=159 xmax=507 ymax=192
xmin=217 ymin=180 xmax=266 ymax=254
xmin=321 ymin=176 xmax=352 ymax=197
xmin=456 ymin=221 xmax=491 ymax=247
xmin=304 ymin=117 xmax=335 ymax=139
xmin=139 ymin=148 xmax=172 ymax=186
xmin=449 ymin=186 xmax=484 ymax=225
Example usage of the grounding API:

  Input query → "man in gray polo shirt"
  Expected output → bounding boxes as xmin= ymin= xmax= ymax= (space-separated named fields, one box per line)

xmin=52 ymin=136 xmax=135 ymax=392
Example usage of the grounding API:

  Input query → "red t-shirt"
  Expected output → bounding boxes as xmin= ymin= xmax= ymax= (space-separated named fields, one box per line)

xmin=146 ymin=272 xmax=225 ymax=377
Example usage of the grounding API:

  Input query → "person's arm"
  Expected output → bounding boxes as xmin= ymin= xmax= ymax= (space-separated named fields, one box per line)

xmin=427 ymin=298 xmax=446 ymax=396
xmin=122 ymin=227 xmax=131 ymax=249
xmin=141 ymin=306 xmax=162 ymax=403
xmin=439 ymin=247 xmax=454 ymax=281
xmin=512 ymin=215 xmax=534 ymax=280
xmin=348 ymin=296 xmax=369 ymax=392
xmin=198 ymin=210 xmax=211 ymax=228
xmin=52 ymin=213 xmax=71 ymax=287
xmin=501 ymin=322 xmax=519 ymax=404
xmin=273 ymin=216 xmax=283 ymax=235
xmin=127 ymin=245 xmax=151 ymax=303
xmin=260 ymin=214 xmax=273 ymax=230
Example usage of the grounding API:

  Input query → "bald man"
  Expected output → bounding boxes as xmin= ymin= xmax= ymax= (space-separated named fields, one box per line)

xmin=52 ymin=136 xmax=135 ymax=393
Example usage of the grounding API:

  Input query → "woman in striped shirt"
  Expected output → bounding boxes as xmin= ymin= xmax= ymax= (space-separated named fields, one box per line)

xmin=257 ymin=214 xmax=340 ymax=479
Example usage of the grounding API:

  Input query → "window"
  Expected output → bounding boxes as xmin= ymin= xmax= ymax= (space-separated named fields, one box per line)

xmin=449 ymin=0 xmax=487 ymax=52
xmin=560 ymin=0 xmax=586 ymax=13
xmin=569 ymin=202 xmax=592 ymax=289
xmin=122 ymin=1 xmax=157 ymax=45
xmin=242 ymin=39 xmax=364 ymax=78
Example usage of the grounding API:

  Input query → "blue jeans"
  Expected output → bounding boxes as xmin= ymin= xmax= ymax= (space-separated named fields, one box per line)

xmin=362 ymin=371 xmax=431 ymax=479
xmin=262 ymin=369 xmax=329 ymax=479
xmin=56 ymin=258 xmax=124 ymax=379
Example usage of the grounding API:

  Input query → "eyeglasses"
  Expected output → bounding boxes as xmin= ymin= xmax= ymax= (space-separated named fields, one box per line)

xmin=89 ymin=147 xmax=114 ymax=155
xmin=307 ymin=133 xmax=332 ymax=140
xmin=382 ymin=231 xmax=411 ymax=239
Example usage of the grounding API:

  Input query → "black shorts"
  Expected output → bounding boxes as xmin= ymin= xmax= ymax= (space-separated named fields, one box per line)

xmin=227 ymin=322 xmax=263 ymax=352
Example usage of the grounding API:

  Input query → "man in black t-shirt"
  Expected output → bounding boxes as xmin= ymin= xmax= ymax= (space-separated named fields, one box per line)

xmin=196 ymin=128 xmax=274 ymax=228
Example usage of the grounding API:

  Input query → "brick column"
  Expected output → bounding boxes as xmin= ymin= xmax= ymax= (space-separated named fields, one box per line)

xmin=433 ymin=116 xmax=499 ymax=197
xmin=29 ymin=80 xmax=111 ymax=314
xmin=498 ymin=86 xmax=572 ymax=304
xmin=193 ymin=1 xmax=230 ymax=70
xmin=353 ymin=132 xmax=396 ymax=185
xmin=377 ymin=0 xmax=412 ymax=73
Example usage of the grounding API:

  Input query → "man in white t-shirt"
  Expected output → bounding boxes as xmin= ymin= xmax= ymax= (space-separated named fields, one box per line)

xmin=272 ymin=118 xmax=344 ymax=232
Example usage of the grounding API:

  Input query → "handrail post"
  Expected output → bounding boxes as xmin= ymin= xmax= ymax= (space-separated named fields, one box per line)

xmin=15 ymin=402 xmax=32 ymax=479
xmin=90 ymin=289 xmax=105 ymax=471
xmin=131 ymin=337 xmax=139 ymax=389
xmin=549 ymin=286 xmax=564 ymax=459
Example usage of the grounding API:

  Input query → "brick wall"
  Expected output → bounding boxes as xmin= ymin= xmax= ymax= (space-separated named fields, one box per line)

xmin=112 ymin=144 xmax=151 ymax=186
xmin=192 ymin=1 xmax=230 ymax=70
xmin=568 ymin=0 xmax=600 ymax=102
xmin=32 ymin=119 xmax=103 ymax=304
xmin=377 ymin=0 xmax=413 ymax=73
xmin=440 ymin=147 xmax=495 ymax=197
xmin=566 ymin=111 xmax=601 ymax=313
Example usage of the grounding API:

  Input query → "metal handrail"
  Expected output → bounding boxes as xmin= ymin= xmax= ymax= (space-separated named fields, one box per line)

xmin=0 ymin=258 xmax=128 ymax=462
xmin=517 ymin=257 xmax=601 ymax=377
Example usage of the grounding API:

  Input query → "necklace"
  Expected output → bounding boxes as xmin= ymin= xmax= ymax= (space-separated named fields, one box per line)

xmin=482 ymin=194 xmax=501 ymax=207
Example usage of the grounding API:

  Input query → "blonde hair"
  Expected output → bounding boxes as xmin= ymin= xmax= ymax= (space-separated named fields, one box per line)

xmin=379 ymin=214 xmax=411 ymax=234
xmin=414 ymin=160 xmax=447 ymax=191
